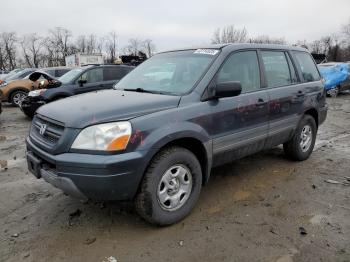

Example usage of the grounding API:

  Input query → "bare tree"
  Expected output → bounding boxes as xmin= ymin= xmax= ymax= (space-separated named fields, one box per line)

xmin=250 ymin=35 xmax=286 ymax=45
xmin=125 ymin=38 xmax=143 ymax=55
xmin=20 ymin=33 xmax=44 ymax=68
xmin=320 ymin=36 xmax=333 ymax=55
xmin=86 ymin=34 xmax=97 ymax=54
xmin=46 ymin=27 xmax=73 ymax=66
xmin=211 ymin=25 xmax=248 ymax=44
xmin=143 ymin=39 xmax=156 ymax=58
xmin=106 ymin=31 xmax=117 ymax=63
xmin=1 ymin=32 xmax=17 ymax=70
xmin=96 ymin=36 xmax=105 ymax=54
xmin=0 ymin=44 xmax=6 ymax=70
xmin=342 ymin=18 xmax=350 ymax=40
xmin=76 ymin=35 xmax=87 ymax=53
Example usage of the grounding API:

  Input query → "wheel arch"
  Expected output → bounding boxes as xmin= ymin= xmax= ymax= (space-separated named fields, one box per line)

xmin=8 ymin=87 xmax=29 ymax=102
xmin=304 ymin=108 xmax=319 ymax=128
xmin=143 ymin=134 xmax=212 ymax=187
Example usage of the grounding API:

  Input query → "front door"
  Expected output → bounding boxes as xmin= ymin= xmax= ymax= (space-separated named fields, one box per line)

xmin=75 ymin=67 xmax=104 ymax=94
xmin=209 ymin=50 xmax=269 ymax=166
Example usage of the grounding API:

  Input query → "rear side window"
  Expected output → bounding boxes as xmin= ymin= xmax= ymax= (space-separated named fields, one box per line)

xmin=217 ymin=51 xmax=260 ymax=93
xmin=104 ymin=67 xmax=131 ymax=81
xmin=285 ymin=53 xmax=298 ymax=83
xmin=261 ymin=51 xmax=292 ymax=88
xmin=293 ymin=51 xmax=320 ymax=82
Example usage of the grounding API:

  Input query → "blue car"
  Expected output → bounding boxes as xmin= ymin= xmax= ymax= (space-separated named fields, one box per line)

xmin=318 ymin=62 xmax=350 ymax=96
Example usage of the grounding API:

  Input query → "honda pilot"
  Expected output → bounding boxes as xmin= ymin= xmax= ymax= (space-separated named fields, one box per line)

xmin=26 ymin=44 xmax=327 ymax=225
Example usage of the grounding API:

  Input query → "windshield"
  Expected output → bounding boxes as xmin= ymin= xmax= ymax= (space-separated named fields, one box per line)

xmin=115 ymin=49 xmax=219 ymax=95
xmin=58 ymin=68 xmax=84 ymax=84
xmin=5 ymin=69 xmax=32 ymax=81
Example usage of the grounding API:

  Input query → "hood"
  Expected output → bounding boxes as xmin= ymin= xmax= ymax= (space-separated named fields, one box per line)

xmin=29 ymin=71 xmax=62 ymax=88
xmin=37 ymin=89 xmax=181 ymax=128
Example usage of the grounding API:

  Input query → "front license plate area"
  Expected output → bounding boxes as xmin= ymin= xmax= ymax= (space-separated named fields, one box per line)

xmin=26 ymin=152 xmax=42 ymax=178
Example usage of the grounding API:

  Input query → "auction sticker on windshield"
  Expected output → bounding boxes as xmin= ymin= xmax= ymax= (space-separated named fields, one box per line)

xmin=194 ymin=49 xmax=219 ymax=55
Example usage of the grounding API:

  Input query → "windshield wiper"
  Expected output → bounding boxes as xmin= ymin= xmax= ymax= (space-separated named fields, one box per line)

xmin=123 ymin=88 xmax=164 ymax=94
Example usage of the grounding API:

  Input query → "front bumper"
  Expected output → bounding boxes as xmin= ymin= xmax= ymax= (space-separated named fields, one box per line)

xmin=20 ymin=97 xmax=45 ymax=118
xmin=26 ymin=137 xmax=151 ymax=201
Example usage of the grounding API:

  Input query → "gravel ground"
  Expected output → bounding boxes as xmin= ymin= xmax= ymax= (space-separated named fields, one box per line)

xmin=0 ymin=94 xmax=349 ymax=262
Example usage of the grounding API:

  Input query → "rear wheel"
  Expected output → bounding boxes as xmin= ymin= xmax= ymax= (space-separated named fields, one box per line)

xmin=283 ymin=115 xmax=317 ymax=161
xmin=10 ymin=90 xmax=27 ymax=106
xmin=135 ymin=146 xmax=202 ymax=226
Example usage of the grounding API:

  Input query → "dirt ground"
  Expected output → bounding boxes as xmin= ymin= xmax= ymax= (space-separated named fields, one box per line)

xmin=0 ymin=94 xmax=350 ymax=262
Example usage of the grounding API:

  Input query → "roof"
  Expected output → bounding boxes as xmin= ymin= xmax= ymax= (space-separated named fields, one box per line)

xmin=159 ymin=43 xmax=308 ymax=54
xmin=41 ymin=66 xmax=73 ymax=70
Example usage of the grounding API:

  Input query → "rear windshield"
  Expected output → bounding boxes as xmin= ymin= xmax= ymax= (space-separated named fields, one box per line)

xmin=115 ymin=49 xmax=219 ymax=95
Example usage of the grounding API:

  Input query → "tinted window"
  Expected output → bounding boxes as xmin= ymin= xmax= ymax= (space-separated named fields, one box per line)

xmin=103 ymin=67 xmax=131 ymax=81
xmin=293 ymin=51 xmax=320 ymax=82
xmin=80 ymin=68 xmax=103 ymax=83
xmin=217 ymin=51 xmax=260 ymax=93
xmin=44 ymin=70 xmax=55 ymax=76
xmin=286 ymin=53 xmax=298 ymax=83
xmin=56 ymin=69 xmax=70 ymax=77
xmin=261 ymin=51 xmax=292 ymax=88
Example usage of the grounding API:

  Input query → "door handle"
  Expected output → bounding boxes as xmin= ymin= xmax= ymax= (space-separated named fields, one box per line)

xmin=296 ymin=90 xmax=305 ymax=97
xmin=257 ymin=98 xmax=266 ymax=105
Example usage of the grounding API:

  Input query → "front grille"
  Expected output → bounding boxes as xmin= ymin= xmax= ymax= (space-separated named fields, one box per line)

xmin=30 ymin=115 xmax=65 ymax=149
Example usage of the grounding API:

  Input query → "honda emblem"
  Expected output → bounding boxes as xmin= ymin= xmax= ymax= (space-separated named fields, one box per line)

xmin=39 ymin=124 xmax=47 ymax=135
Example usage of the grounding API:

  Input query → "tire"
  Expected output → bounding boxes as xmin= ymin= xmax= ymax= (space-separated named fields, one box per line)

xmin=22 ymin=110 xmax=34 ymax=119
xmin=283 ymin=115 xmax=317 ymax=161
xmin=10 ymin=90 xmax=27 ymax=107
xmin=135 ymin=146 xmax=202 ymax=226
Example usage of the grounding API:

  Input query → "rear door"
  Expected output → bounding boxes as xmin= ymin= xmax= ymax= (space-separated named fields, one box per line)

xmin=210 ymin=50 xmax=269 ymax=166
xmin=260 ymin=50 xmax=303 ymax=148
xmin=74 ymin=67 xmax=104 ymax=94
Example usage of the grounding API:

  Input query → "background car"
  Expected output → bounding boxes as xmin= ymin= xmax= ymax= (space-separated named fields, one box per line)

xmin=20 ymin=64 xmax=134 ymax=117
xmin=0 ymin=70 xmax=9 ymax=79
xmin=318 ymin=62 xmax=350 ymax=96
xmin=0 ymin=69 xmax=24 ymax=84
xmin=0 ymin=67 xmax=72 ymax=106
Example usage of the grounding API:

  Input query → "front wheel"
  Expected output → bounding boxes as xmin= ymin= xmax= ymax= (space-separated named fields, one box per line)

xmin=10 ymin=90 xmax=27 ymax=106
xmin=283 ymin=115 xmax=317 ymax=161
xmin=135 ymin=146 xmax=202 ymax=226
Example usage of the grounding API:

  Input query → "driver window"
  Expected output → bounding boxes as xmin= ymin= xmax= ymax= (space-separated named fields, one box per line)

xmin=217 ymin=51 xmax=260 ymax=93
xmin=79 ymin=68 xmax=103 ymax=84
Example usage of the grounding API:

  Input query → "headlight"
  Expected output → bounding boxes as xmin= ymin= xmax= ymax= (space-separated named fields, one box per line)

xmin=71 ymin=122 xmax=132 ymax=151
xmin=0 ymin=82 xmax=7 ymax=87
xmin=28 ymin=89 xmax=47 ymax=97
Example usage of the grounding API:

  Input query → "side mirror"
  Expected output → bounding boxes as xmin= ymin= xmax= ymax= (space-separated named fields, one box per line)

xmin=215 ymin=81 xmax=242 ymax=98
xmin=78 ymin=79 xmax=87 ymax=87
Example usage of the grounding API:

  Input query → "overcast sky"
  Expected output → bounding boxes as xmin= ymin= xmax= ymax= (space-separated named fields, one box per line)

xmin=1 ymin=0 xmax=350 ymax=52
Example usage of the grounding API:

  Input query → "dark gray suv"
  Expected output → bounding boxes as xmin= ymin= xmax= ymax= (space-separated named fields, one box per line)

xmin=26 ymin=44 xmax=327 ymax=225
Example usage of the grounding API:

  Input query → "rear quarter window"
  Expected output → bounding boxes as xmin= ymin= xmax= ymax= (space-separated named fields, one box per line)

xmin=293 ymin=51 xmax=320 ymax=82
